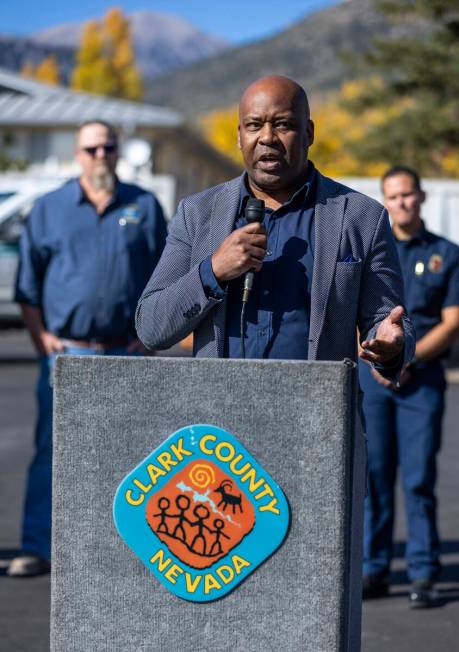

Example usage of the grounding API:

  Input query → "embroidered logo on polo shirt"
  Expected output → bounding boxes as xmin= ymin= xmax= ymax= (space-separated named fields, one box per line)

xmin=113 ymin=424 xmax=289 ymax=602
xmin=119 ymin=204 xmax=142 ymax=226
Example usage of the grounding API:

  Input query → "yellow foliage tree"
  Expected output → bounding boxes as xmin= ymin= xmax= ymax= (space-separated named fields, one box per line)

xmin=311 ymin=79 xmax=394 ymax=177
xmin=20 ymin=57 xmax=60 ymax=85
xmin=20 ymin=61 xmax=36 ymax=79
xmin=104 ymin=7 xmax=130 ymax=44
xmin=199 ymin=84 xmax=388 ymax=175
xmin=34 ymin=54 xmax=60 ymax=86
xmin=103 ymin=8 xmax=143 ymax=100
xmin=200 ymin=105 xmax=243 ymax=167
xmin=72 ymin=8 xmax=142 ymax=100
xmin=71 ymin=20 xmax=118 ymax=96
xmin=200 ymin=79 xmax=458 ymax=178
xmin=438 ymin=152 xmax=459 ymax=177
xmin=314 ymin=79 xmax=459 ymax=177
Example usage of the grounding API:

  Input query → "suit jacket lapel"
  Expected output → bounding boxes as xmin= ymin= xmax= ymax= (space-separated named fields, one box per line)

xmin=209 ymin=177 xmax=241 ymax=357
xmin=309 ymin=173 xmax=346 ymax=359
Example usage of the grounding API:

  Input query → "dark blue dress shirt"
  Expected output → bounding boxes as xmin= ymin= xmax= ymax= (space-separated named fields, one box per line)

xmin=200 ymin=165 xmax=317 ymax=359
xmin=394 ymin=224 xmax=459 ymax=343
xmin=15 ymin=178 xmax=167 ymax=339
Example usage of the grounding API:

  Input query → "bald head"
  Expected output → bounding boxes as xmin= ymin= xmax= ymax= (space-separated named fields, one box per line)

xmin=239 ymin=76 xmax=310 ymax=121
xmin=238 ymin=76 xmax=314 ymax=204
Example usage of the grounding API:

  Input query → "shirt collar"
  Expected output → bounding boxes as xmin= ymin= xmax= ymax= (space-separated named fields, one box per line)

xmin=393 ymin=220 xmax=430 ymax=245
xmin=238 ymin=161 xmax=317 ymax=216
xmin=71 ymin=178 xmax=85 ymax=205
xmin=73 ymin=176 xmax=121 ymax=208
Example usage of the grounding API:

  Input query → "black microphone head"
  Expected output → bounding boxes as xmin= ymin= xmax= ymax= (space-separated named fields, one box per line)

xmin=245 ymin=197 xmax=265 ymax=223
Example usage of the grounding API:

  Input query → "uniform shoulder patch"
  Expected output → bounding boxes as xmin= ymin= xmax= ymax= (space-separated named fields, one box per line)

xmin=428 ymin=254 xmax=443 ymax=273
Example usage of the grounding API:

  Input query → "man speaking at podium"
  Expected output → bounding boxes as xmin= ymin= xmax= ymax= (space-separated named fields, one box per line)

xmin=136 ymin=75 xmax=414 ymax=372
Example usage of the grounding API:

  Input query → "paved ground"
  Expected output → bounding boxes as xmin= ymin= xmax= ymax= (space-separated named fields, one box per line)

xmin=361 ymin=378 xmax=459 ymax=651
xmin=1 ymin=330 xmax=458 ymax=651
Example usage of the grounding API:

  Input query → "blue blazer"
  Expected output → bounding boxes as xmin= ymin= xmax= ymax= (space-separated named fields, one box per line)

xmin=136 ymin=170 xmax=415 ymax=372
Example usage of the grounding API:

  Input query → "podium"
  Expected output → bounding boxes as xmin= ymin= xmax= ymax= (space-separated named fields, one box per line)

xmin=51 ymin=357 xmax=365 ymax=652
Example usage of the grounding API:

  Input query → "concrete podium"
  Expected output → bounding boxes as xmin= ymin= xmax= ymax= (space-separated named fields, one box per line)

xmin=51 ymin=357 xmax=365 ymax=652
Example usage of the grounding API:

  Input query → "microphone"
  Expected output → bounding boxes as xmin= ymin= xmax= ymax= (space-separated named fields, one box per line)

xmin=242 ymin=198 xmax=265 ymax=304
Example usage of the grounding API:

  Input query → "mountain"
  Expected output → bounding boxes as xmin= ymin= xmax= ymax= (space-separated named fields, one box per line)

xmin=145 ymin=0 xmax=426 ymax=118
xmin=0 ymin=36 xmax=75 ymax=82
xmin=0 ymin=11 xmax=229 ymax=83
xmin=0 ymin=0 xmax=425 ymax=116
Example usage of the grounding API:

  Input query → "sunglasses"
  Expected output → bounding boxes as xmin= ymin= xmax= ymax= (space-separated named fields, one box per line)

xmin=81 ymin=143 xmax=117 ymax=156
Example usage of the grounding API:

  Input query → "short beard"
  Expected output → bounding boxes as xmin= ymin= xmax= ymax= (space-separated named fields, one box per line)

xmin=90 ymin=167 xmax=115 ymax=193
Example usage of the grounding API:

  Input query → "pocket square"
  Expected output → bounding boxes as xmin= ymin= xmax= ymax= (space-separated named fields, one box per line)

xmin=340 ymin=255 xmax=361 ymax=263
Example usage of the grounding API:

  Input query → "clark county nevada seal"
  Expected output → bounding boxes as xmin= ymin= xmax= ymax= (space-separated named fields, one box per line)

xmin=113 ymin=424 xmax=290 ymax=602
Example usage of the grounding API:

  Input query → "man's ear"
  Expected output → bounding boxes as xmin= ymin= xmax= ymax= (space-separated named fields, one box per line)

xmin=237 ymin=125 xmax=241 ymax=150
xmin=307 ymin=119 xmax=314 ymax=147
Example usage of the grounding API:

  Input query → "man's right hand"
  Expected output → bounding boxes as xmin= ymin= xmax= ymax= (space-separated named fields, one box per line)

xmin=40 ymin=332 xmax=65 ymax=355
xmin=19 ymin=304 xmax=65 ymax=356
xmin=211 ymin=222 xmax=267 ymax=283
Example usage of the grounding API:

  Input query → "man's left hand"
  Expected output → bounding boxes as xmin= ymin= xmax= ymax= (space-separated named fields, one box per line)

xmin=360 ymin=306 xmax=405 ymax=366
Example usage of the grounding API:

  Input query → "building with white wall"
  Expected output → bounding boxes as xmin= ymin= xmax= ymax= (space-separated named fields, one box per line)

xmin=340 ymin=177 xmax=459 ymax=245
xmin=0 ymin=68 xmax=241 ymax=214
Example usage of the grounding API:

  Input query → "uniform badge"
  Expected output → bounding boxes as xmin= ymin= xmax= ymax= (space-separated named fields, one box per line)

xmin=113 ymin=424 xmax=290 ymax=602
xmin=119 ymin=204 xmax=141 ymax=226
xmin=414 ymin=261 xmax=425 ymax=276
xmin=428 ymin=254 xmax=443 ymax=273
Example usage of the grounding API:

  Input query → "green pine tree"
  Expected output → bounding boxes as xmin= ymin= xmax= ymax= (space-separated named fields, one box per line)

xmin=344 ymin=0 xmax=459 ymax=176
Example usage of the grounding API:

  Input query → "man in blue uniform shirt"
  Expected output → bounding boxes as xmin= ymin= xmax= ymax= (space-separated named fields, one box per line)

xmin=8 ymin=120 xmax=167 ymax=577
xmin=360 ymin=166 xmax=459 ymax=607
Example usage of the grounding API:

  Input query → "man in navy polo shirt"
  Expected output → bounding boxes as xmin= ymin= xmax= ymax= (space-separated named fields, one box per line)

xmin=8 ymin=120 xmax=167 ymax=577
xmin=360 ymin=166 xmax=459 ymax=607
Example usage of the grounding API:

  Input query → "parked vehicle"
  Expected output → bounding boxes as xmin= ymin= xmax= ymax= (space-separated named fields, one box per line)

xmin=0 ymin=177 xmax=66 ymax=323
xmin=0 ymin=170 xmax=174 ymax=325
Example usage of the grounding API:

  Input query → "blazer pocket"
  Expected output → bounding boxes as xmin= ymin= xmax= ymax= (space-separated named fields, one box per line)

xmin=335 ymin=260 xmax=362 ymax=272
xmin=337 ymin=257 xmax=362 ymax=265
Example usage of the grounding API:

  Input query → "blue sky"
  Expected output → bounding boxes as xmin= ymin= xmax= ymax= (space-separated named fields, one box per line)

xmin=0 ymin=0 xmax=340 ymax=43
